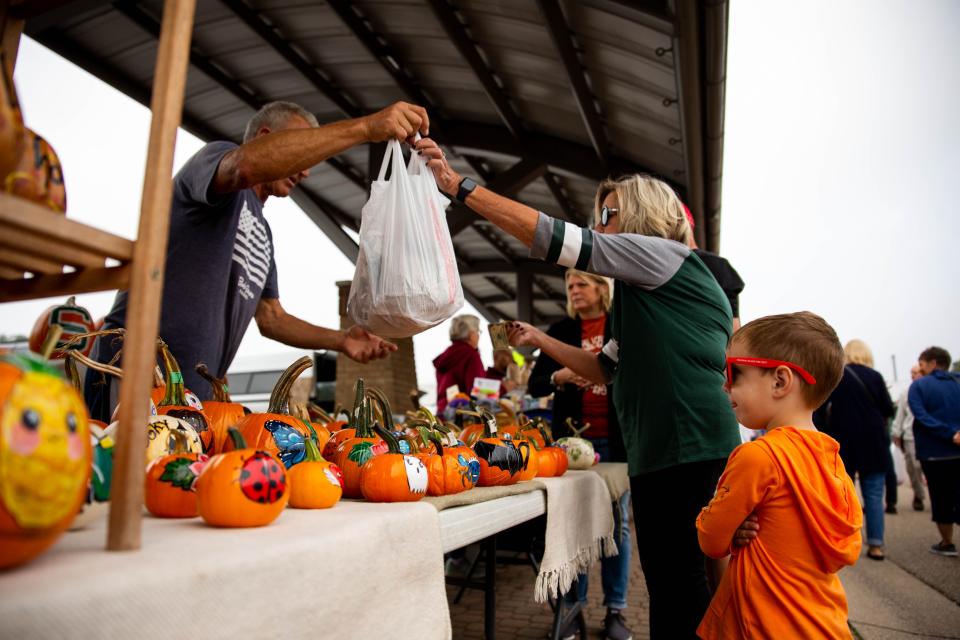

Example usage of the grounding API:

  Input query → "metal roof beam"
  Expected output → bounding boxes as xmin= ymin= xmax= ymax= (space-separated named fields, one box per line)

xmin=446 ymin=158 xmax=545 ymax=236
xmin=479 ymin=293 xmax=552 ymax=305
xmin=459 ymin=259 xmax=563 ymax=277
xmin=289 ymin=189 xmax=359 ymax=262
xmin=220 ymin=0 xmax=360 ymax=118
xmin=426 ymin=0 xmax=524 ymax=139
xmin=537 ymin=0 xmax=609 ymax=166
xmin=543 ymin=172 xmax=582 ymax=224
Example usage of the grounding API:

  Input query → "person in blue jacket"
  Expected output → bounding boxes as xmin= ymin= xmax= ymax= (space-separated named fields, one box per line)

xmin=908 ymin=346 xmax=960 ymax=556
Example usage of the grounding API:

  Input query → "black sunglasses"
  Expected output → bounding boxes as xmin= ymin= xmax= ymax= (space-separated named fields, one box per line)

xmin=599 ymin=205 xmax=619 ymax=226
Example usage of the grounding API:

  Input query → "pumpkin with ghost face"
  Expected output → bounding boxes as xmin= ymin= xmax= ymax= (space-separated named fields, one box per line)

xmin=0 ymin=353 xmax=91 ymax=569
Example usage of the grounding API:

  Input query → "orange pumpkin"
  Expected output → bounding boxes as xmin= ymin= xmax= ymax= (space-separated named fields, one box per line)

xmin=195 ymin=363 xmax=249 ymax=454
xmin=0 ymin=352 xmax=91 ymax=569
xmin=196 ymin=428 xmax=288 ymax=527
xmin=535 ymin=423 xmax=569 ymax=478
xmin=156 ymin=340 xmax=211 ymax=453
xmin=500 ymin=413 xmax=547 ymax=450
xmin=28 ymin=296 xmax=96 ymax=359
xmin=332 ymin=382 xmax=386 ymax=499
xmin=415 ymin=429 xmax=479 ymax=496
xmin=4 ymin=127 xmax=66 ymax=213
xmin=360 ymin=426 xmax=427 ymax=502
xmin=144 ymin=429 xmax=207 ymax=518
xmin=288 ymin=437 xmax=343 ymax=509
xmin=224 ymin=356 xmax=314 ymax=470
xmin=466 ymin=408 xmax=526 ymax=487
xmin=0 ymin=55 xmax=24 ymax=179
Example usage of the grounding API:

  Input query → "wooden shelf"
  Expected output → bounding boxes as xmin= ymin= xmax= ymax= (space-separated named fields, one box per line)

xmin=0 ymin=193 xmax=135 ymax=301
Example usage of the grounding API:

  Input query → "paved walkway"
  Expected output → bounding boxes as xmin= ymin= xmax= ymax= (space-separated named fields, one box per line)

xmin=447 ymin=486 xmax=960 ymax=639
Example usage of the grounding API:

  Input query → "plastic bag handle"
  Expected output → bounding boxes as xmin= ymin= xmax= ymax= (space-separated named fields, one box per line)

xmin=377 ymin=139 xmax=406 ymax=182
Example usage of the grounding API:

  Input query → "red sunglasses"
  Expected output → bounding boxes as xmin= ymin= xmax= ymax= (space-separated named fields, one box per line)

xmin=725 ymin=357 xmax=817 ymax=386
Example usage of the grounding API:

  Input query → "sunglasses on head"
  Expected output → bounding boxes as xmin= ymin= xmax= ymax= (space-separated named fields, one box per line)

xmin=725 ymin=357 xmax=817 ymax=386
xmin=599 ymin=205 xmax=619 ymax=226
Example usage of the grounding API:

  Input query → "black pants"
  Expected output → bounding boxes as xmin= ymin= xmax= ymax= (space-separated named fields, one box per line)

xmin=885 ymin=444 xmax=898 ymax=507
xmin=631 ymin=458 xmax=728 ymax=640
xmin=920 ymin=458 xmax=960 ymax=525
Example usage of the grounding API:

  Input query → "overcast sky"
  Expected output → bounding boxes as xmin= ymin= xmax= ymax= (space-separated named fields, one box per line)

xmin=4 ymin=1 xmax=958 ymax=404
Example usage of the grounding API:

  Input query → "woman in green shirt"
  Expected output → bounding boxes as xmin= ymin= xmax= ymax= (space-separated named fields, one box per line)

xmin=416 ymin=138 xmax=740 ymax=640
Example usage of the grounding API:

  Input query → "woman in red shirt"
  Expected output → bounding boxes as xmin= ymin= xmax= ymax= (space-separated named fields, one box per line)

xmin=528 ymin=269 xmax=632 ymax=640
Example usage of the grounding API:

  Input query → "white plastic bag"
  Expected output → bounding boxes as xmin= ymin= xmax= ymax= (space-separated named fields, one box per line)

xmin=347 ymin=139 xmax=464 ymax=338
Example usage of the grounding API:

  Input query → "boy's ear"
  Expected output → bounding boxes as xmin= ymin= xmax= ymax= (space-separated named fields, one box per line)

xmin=770 ymin=366 xmax=794 ymax=399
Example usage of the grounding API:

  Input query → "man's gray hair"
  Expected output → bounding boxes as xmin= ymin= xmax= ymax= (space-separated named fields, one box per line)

xmin=449 ymin=315 xmax=480 ymax=341
xmin=243 ymin=101 xmax=319 ymax=142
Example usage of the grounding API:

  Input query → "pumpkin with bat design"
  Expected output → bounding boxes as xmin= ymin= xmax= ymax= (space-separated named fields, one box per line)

xmin=224 ymin=357 xmax=314 ymax=469
xmin=360 ymin=425 xmax=427 ymax=502
xmin=0 ymin=351 xmax=90 ymax=569
xmin=196 ymin=428 xmax=287 ymax=527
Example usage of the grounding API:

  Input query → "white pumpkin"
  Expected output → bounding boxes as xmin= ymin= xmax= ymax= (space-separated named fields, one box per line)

xmin=555 ymin=437 xmax=596 ymax=470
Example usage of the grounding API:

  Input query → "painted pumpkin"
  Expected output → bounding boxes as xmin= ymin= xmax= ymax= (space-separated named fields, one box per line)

xmin=145 ymin=415 xmax=203 ymax=465
xmin=0 ymin=353 xmax=90 ymax=569
xmin=500 ymin=413 xmax=547 ymax=450
xmin=555 ymin=419 xmax=595 ymax=469
xmin=288 ymin=437 xmax=342 ymax=509
xmin=195 ymin=363 xmax=249 ymax=454
xmin=224 ymin=356 xmax=313 ymax=469
xmin=332 ymin=382 xmax=387 ymax=499
xmin=156 ymin=341 xmax=212 ymax=453
xmin=361 ymin=425 xmax=427 ymax=502
xmin=415 ymin=429 xmax=479 ymax=496
xmin=290 ymin=402 xmax=331 ymax=457
xmin=3 ymin=127 xmax=66 ymax=213
xmin=144 ymin=429 xmax=208 ymax=518
xmin=466 ymin=408 xmax=525 ymax=487
xmin=196 ymin=428 xmax=288 ymax=527
xmin=27 ymin=297 xmax=96 ymax=359
xmin=0 ymin=55 xmax=24 ymax=179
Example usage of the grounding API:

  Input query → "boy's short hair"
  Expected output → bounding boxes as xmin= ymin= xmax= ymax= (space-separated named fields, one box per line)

xmin=919 ymin=346 xmax=951 ymax=370
xmin=732 ymin=311 xmax=844 ymax=408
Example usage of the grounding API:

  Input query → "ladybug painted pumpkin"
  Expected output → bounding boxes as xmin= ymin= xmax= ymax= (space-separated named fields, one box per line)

xmin=0 ymin=353 xmax=90 ymax=569
xmin=196 ymin=428 xmax=288 ymax=527
xmin=225 ymin=357 xmax=313 ymax=469
xmin=288 ymin=437 xmax=342 ymax=509
xmin=156 ymin=341 xmax=212 ymax=454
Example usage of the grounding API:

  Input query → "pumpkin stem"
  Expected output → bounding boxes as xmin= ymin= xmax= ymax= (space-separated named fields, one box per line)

xmin=308 ymin=402 xmax=333 ymax=424
xmin=195 ymin=362 xmax=231 ymax=402
xmin=39 ymin=324 xmax=64 ymax=360
xmin=351 ymin=379 xmax=366 ymax=428
xmin=304 ymin=435 xmax=323 ymax=462
xmin=227 ymin=427 xmax=247 ymax=450
xmin=268 ymin=355 xmax=313 ymax=414
xmin=427 ymin=431 xmax=445 ymax=456
xmin=372 ymin=423 xmax=402 ymax=455
xmin=167 ymin=426 xmax=192 ymax=454
xmin=565 ymin=417 xmax=591 ymax=438
xmin=498 ymin=398 xmax=518 ymax=424
xmin=365 ymin=387 xmax=395 ymax=432
xmin=61 ymin=327 xmax=125 ymax=352
xmin=157 ymin=339 xmax=189 ymax=408
xmin=64 ymin=351 xmax=82 ymax=390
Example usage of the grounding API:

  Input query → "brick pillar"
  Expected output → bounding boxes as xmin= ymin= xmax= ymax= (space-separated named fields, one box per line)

xmin=334 ymin=281 xmax=419 ymax=415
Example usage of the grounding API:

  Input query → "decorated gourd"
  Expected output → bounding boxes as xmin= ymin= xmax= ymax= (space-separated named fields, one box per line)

xmin=556 ymin=419 xmax=596 ymax=470
xmin=195 ymin=363 xmax=249 ymax=454
xmin=332 ymin=383 xmax=386 ymax=499
xmin=416 ymin=429 xmax=479 ymax=496
xmin=290 ymin=402 xmax=331 ymax=457
xmin=156 ymin=340 xmax=212 ymax=453
xmin=0 ymin=55 xmax=24 ymax=179
xmin=288 ymin=437 xmax=343 ymax=509
xmin=145 ymin=415 xmax=203 ymax=465
xmin=225 ymin=356 xmax=313 ymax=469
xmin=3 ymin=127 xmax=66 ymax=213
xmin=27 ymin=297 xmax=96 ymax=359
xmin=64 ymin=352 xmax=117 ymax=529
xmin=360 ymin=425 xmax=427 ymax=502
xmin=465 ymin=408 xmax=526 ymax=487
xmin=196 ymin=427 xmax=287 ymax=527
xmin=144 ymin=429 xmax=208 ymax=518
xmin=0 ymin=350 xmax=90 ymax=569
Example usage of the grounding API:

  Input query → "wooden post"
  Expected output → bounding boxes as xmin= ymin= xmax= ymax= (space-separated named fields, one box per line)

xmin=1 ymin=2 xmax=24 ymax=71
xmin=107 ymin=0 xmax=196 ymax=551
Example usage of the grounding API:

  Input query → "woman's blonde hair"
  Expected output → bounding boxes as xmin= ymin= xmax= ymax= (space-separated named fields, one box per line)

xmin=844 ymin=339 xmax=875 ymax=368
xmin=564 ymin=269 xmax=613 ymax=318
xmin=594 ymin=174 xmax=691 ymax=244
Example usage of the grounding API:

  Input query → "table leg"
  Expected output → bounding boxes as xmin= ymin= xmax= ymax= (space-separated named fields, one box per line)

xmin=484 ymin=534 xmax=496 ymax=640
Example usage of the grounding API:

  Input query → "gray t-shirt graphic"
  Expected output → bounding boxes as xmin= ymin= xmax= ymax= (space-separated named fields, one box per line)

xmin=92 ymin=141 xmax=278 ymax=402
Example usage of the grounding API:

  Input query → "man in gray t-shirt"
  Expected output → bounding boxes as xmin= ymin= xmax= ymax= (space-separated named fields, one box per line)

xmin=86 ymin=100 xmax=429 ymax=417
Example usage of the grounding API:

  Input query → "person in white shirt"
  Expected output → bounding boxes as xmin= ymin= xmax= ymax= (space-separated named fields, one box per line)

xmin=892 ymin=365 xmax=926 ymax=511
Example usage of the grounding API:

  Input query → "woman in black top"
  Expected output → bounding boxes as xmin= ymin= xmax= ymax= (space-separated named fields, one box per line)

xmin=814 ymin=339 xmax=894 ymax=560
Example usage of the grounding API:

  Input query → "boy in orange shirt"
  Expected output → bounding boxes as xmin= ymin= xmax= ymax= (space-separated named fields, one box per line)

xmin=696 ymin=311 xmax=863 ymax=639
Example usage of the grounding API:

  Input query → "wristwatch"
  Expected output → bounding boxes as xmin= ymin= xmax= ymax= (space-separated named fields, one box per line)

xmin=550 ymin=370 xmax=561 ymax=388
xmin=455 ymin=177 xmax=478 ymax=203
